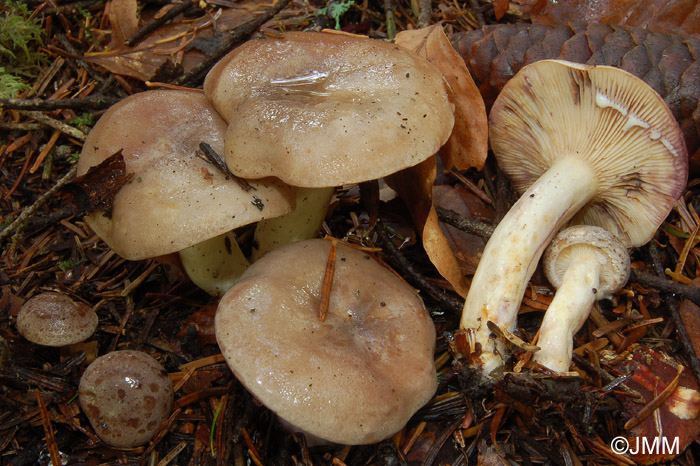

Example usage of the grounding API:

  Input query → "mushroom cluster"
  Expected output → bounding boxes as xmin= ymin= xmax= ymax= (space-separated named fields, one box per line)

xmin=75 ymin=30 xmax=457 ymax=446
xmin=460 ymin=59 xmax=688 ymax=375
xmin=203 ymin=31 xmax=455 ymax=259
xmin=77 ymin=89 xmax=295 ymax=295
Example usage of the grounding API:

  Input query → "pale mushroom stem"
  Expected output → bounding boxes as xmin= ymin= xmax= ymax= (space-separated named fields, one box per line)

xmin=532 ymin=249 xmax=601 ymax=372
xmin=179 ymin=231 xmax=251 ymax=295
xmin=460 ymin=156 xmax=598 ymax=374
xmin=251 ymin=187 xmax=335 ymax=262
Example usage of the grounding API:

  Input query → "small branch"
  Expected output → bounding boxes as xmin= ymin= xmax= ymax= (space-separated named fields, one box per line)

xmin=646 ymin=243 xmax=700 ymax=384
xmin=417 ymin=0 xmax=432 ymax=28
xmin=0 ymin=96 xmax=119 ymax=112
xmin=377 ymin=221 xmax=463 ymax=314
xmin=435 ymin=206 xmax=495 ymax=238
xmin=20 ymin=111 xmax=87 ymax=141
xmin=0 ymin=165 xmax=78 ymax=245
xmin=630 ymin=268 xmax=700 ymax=307
xmin=126 ymin=0 xmax=196 ymax=47
xmin=174 ymin=0 xmax=293 ymax=87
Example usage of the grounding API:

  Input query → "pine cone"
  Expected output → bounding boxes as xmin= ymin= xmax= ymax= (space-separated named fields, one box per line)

xmin=452 ymin=22 xmax=700 ymax=156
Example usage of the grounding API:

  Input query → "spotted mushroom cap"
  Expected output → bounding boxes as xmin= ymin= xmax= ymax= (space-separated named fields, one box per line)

xmin=77 ymin=89 xmax=295 ymax=260
xmin=215 ymin=239 xmax=437 ymax=445
xmin=203 ymin=31 xmax=455 ymax=188
xmin=489 ymin=59 xmax=688 ymax=248
xmin=79 ymin=350 xmax=174 ymax=448
xmin=544 ymin=225 xmax=630 ymax=299
xmin=16 ymin=292 xmax=98 ymax=347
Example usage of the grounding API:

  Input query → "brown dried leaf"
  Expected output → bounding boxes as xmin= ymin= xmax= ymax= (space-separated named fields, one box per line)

xmin=433 ymin=185 xmax=492 ymax=275
xmin=86 ymin=3 xmax=266 ymax=81
xmin=395 ymin=25 xmax=488 ymax=171
xmin=108 ymin=0 xmax=140 ymax=48
xmin=387 ymin=158 xmax=470 ymax=297
xmin=533 ymin=0 xmax=700 ymax=36
xmin=62 ymin=150 xmax=133 ymax=217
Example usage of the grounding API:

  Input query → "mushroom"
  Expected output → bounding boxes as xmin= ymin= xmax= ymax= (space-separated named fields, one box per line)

xmin=203 ymin=31 xmax=454 ymax=258
xmin=77 ymin=89 xmax=294 ymax=294
xmin=215 ymin=239 xmax=437 ymax=445
xmin=460 ymin=60 xmax=688 ymax=375
xmin=16 ymin=292 xmax=97 ymax=347
xmin=79 ymin=350 xmax=174 ymax=448
xmin=532 ymin=225 xmax=630 ymax=372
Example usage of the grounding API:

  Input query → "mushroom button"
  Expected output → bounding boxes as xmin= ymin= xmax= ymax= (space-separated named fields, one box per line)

xmin=533 ymin=226 xmax=630 ymax=372
xmin=16 ymin=292 xmax=97 ymax=347
xmin=203 ymin=31 xmax=455 ymax=260
xmin=79 ymin=350 xmax=174 ymax=448
xmin=215 ymin=239 xmax=437 ymax=445
xmin=460 ymin=60 xmax=688 ymax=376
xmin=77 ymin=89 xmax=295 ymax=294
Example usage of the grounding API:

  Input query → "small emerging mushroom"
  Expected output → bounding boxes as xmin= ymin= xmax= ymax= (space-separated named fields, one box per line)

xmin=77 ymin=89 xmax=295 ymax=294
xmin=533 ymin=225 xmax=630 ymax=372
xmin=460 ymin=60 xmax=687 ymax=375
xmin=16 ymin=292 xmax=97 ymax=347
xmin=204 ymin=31 xmax=455 ymax=259
xmin=215 ymin=239 xmax=437 ymax=445
xmin=79 ymin=350 xmax=174 ymax=448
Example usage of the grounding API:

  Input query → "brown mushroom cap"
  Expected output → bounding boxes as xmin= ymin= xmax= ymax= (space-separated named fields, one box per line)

xmin=16 ymin=292 xmax=97 ymax=347
xmin=204 ymin=31 xmax=455 ymax=188
xmin=490 ymin=59 xmax=687 ymax=248
xmin=79 ymin=350 xmax=174 ymax=448
xmin=77 ymin=89 xmax=295 ymax=260
xmin=215 ymin=239 xmax=437 ymax=445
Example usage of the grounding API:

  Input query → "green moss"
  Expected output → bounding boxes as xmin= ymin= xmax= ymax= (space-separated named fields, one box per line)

xmin=0 ymin=1 xmax=47 ymax=97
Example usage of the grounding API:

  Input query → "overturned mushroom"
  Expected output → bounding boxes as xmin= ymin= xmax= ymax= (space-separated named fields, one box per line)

xmin=79 ymin=350 xmax=173 ymax=448
xmin=204 ymin=31 xmax=454 ymax=258
xmin=77 ymin=89 xmax=294 ymax=294
xmin=460 ymin=60 xmax=687 ymax=375
xmin=533 ymin=225 xmax=630 ymax=372
xmin=215 ymin=239 xmax=437 ymax=445
xmin=16 ymin=292 xmax=98 ymax=347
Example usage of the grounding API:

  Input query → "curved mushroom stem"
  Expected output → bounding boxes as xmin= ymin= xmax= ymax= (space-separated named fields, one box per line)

xmin=179 ymin=231 xmax=250 ymax=295
xmin=251 ymin=187 xmax=335 ymax=262
xmin=532 ymin=248 xmax=601 ymax=372
xmin=460 ymin=157 xmax=598 ymax=375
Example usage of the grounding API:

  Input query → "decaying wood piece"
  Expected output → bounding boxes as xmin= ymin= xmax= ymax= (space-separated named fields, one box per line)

xmin=452 ymin=22 xmax=700 ymax=157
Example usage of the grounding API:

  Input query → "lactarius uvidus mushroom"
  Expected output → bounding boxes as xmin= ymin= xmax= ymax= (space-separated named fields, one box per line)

xmin=77 ymin=89 xmax=294 ymax=294
xmin=16 ymin=292 xmax=98 ymax=347
xmin=460 ymin=60 xmax=688 ymax=376
xmin=215 ymin=239 xmax=437 ymax=445
xmin=204 ymin=31 xmax=454 ymax=259
xmin=79 ymin=350 xmax=173 ymax=448
xmin=533 ymin=225 xmax=630 ymax=372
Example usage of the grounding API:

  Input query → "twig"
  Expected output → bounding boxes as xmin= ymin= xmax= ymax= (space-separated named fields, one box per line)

xmin=417 ymin=0 xmax=432 ymax=28
xmin=126 ymin=0 xmax=196 ymax=47
xmin=377 ymin=220 xmax=463 ymax=314
xmin=35 ymin=390 xmax=62 ymax=466
xmin=384 ymin=0 xmax=397 ymax=40
xmin=435 ymin=206 xmax=495 ymax=238
xmin=0 ymin=165 xmax=78 ymax=245
xmin=20 ymin=111 xmax=87 ymax=141
xmin=318 ymin=237 xmax=338 ymax=322
xmin=630 ymin=268 xmax=700 ymax=308
xmin=646 ymin=243 xmax=700 ymax=384
xmin=0 ymin=96 xmax=119 ymax=111
xmin=174 ymin=0 xmax=293 ymax=87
